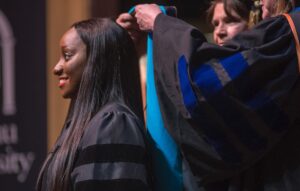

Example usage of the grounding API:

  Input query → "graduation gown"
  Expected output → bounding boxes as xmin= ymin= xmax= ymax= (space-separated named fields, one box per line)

xmin=152 ymin=12 xmax=300 ymax=190
xmin=40 ymin=102 xmax=152 ymax=191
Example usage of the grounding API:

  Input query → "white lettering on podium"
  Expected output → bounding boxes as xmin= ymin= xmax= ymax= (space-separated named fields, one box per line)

xmin=0 ymin=146 xmax=35 ymax=182
xmin=0 ymin=123 xmax=18 ymax=145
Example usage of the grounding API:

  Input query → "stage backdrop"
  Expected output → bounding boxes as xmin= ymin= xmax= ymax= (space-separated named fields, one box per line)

xmin=0 ymin=1 xmax=47 ymax=191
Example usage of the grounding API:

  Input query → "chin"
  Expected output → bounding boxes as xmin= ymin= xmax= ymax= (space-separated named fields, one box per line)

xmin=61 ymin=88 xmax=78 ymax=99
xmin=262 ymin=10 xmax=270 ymax=19
xmin=62 ymin=94 xmax=71 ymax=99
xmin=61 ymin=91 xmax=72 ymax=99
xmin=62 ymin=91 xmax=77 ymax=99
xmin=218 ymin=42 xmax=224 ymax=46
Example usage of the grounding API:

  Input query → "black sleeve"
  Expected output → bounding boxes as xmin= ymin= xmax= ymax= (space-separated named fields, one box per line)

xmin=71 ymin=107 xmax=151 ymax=191
xmin=152 ymin=13 xmax=300 ymax=183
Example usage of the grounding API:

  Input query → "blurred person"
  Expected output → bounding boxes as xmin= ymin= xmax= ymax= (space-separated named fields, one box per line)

xmin=36 ymin=18 xmax=152 ymax=191
xmin=118 ymin=1 xmax=300 ymax=190
xmin=117 ymin=1 xmax=261 ymax=125
xmin=260 ymin=0 xmax=295 ymax=19
xmin=207 ymin=0 xmax=261 ymax=45
xmin=117 ymin=1 xmax=261 ymax=190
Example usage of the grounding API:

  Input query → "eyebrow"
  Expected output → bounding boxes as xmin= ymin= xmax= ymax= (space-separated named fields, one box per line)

xmin=61 ymin=45 xmax=74 ymax=51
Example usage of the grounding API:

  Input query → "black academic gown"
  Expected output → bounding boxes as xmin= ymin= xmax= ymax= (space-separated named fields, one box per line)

xmin=40 ymin=102 xmax=152 ymax=191
xmin=152 ymin=12 xmax=300 ymax=191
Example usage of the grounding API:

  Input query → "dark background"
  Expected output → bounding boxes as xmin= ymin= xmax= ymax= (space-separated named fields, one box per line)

xmin=91 ymin=0 xmax=213 ymax=33
xmin=0 ymin=0 xmax=47 ymax=190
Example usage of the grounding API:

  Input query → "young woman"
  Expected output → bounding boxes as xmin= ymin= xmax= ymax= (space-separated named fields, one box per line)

xmin=37 ymin=18 xmax=151 ymax=191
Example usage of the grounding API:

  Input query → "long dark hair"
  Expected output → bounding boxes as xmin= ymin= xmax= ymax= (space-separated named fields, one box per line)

xmin=37 ymin=18 xmax=143 ymax=191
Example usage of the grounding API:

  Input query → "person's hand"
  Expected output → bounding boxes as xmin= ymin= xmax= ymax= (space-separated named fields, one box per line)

xmin=116 ymin=13 xmax=147 ymax=57
xmin=116 ymin=13 xmax=141 ymax=43
xmin=134 ymin=4 xmax=162 ymax=32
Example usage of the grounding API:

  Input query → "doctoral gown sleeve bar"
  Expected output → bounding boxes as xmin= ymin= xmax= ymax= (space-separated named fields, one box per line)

xmin=71 ymin=103 xmax=151 ymax=191
xmin=153 ymin=13 xmax=300 ymax=186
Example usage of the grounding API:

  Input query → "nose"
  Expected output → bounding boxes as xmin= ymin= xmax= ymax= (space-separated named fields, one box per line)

xmin=53 ymin=61 xmax=63 ymax=76
xmin=214 ymin=23 xmax=227 ymax=40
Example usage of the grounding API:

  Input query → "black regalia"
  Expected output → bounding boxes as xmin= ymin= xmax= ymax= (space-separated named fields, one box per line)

xmin=152 ymin=10 xmax=300 ymax=191
xmin=39 ymin=102 xmax=151 ymax=191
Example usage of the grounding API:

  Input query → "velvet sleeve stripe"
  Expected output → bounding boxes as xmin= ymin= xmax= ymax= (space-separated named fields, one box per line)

xmin=178 ymin=55 xmax=199 ymax=115
xmin=192 ymin=52 xmax=249 ymax=98
xmin=178 ymin=48 xmax=290 ymax=157
xmin=71 ymin=105 xmax=152 ymax=190
xmin=74 ymin=144 xmax=146 ymax=167
xmin=71 ymin=162 xmax=147 ymax=184
xmin=209 ymin=94 xmax=268 ymax=151
xmin=75 ymin=179 xmax=149 ymax=191
xmin=246 ymin=92 xmax=289 ymax=132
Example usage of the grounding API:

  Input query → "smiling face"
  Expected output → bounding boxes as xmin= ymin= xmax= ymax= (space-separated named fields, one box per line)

xmin=212 ymin=2 xmax=248 ymax=46
xmin=53 ymin=28 xmax=87 ymax=99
